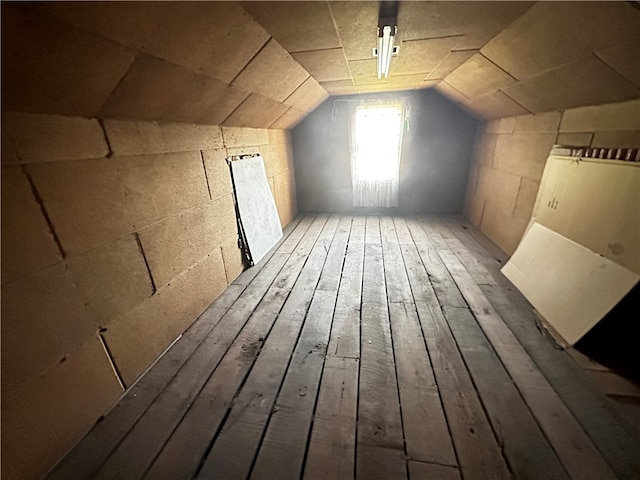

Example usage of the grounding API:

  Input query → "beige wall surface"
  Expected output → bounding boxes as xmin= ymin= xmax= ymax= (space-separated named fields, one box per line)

xmin=463 ymin=99 xmax=640 ymax=255
xmin=0 ymin=113 xmax=297 ymax=480
xmin=292 ymin=89 xmax=478 ymax=213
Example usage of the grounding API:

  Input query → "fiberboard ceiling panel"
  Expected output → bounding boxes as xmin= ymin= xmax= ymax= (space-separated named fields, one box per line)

xmin=391 ymin=37 xmax=461 ymax=76
xmin=481 ymin=1 xmax=640 ymax=81
xmin=444 ymin=53 xmax=516 ymax=99
xmin=292 ymin=49 xmax=352 ymax=82
xmin=502 ymin=56 xmax=640 ymax=114
xmin=329 ymin=1 xmax=379 ymax=61
xmin=43 ymin=1 xmax=270 ymax=84
xmin=223 ymin=94 xmax=290 ymax=129
xmin=284 ymin=77 xmax=329 ymax=113
xmin=241 ymin=1 xmax=340 ymax=53
xmin=1 ymin=5 xmax=136 ymax=118
xmin=98 ymin=56 xmax=250 ymax=125
xmin=399 ymin=1 xmax=535 ymax=50
xmin=233 ymin=39 xmax=310 ymax=102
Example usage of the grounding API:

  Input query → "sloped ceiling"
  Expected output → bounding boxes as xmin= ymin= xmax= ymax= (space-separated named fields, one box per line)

xmin=2 ymin=2 xmax=640 ymax=128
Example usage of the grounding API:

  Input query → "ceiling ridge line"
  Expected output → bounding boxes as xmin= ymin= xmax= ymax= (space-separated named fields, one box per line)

xmin=496 ymin=88 xmax=534 ymax=116
xmin=478 ymin=52 xmax=519 ymax=83
xmin=228 ymin=36 xmax=273 ymax=86
xmin=282 ymin=74 xmax=314 ymax=106
xmin=589 ymin=51 xmax=640 ymax=91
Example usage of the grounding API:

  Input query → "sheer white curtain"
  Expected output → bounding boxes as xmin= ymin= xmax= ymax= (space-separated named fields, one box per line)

xmin=349 ymin=99 xmax=405 ymax=207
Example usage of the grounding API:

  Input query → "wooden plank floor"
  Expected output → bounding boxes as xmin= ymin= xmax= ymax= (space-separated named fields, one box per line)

xmin=47 ymin=214 xmax=640 ymax=480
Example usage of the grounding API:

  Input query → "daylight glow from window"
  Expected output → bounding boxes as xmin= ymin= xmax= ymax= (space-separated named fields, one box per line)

xmin=353 ymin=106 xmax=403 ymax=182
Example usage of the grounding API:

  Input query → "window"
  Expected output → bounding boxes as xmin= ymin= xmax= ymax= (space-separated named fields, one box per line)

xmin=351 ymin=100 xmax=405 ymax=207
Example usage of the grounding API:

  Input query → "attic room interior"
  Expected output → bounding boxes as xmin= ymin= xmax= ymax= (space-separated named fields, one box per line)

xmin=1 ymin=1 xmax=639 ymax=479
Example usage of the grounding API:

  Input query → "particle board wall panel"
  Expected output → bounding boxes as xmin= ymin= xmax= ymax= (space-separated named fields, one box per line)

xmin=98 ymin=56 xmax=249 ymax=125
xmin=486 ymin=117 xmax=516 ymax=134
xmin=27 ymin=152 xmax=209 ymax=254
xmin=329 ymin=1 xmax=379 ymax=61
xmin=267 ymin=129 xmax=290 ymax=146
xmin=202 ymin=149 xmax=234 ymax=199
xmin=591 ymin=131 xmax=640 ymax=148
xmin=492 ymin=133 xmax=557 ymax=180
xmin=556 ymin=132 xmax=594 ymax=147
xmin=103 ymin=249 xmax=228 ymax=386
xmin=221 ymin=126 xmax=270 ymax=148
xmin=513 ymin=111 xmax=561 ymax=133
xmin=233 ymin=39 xmax=309 ymax=102
xmin=284 ymin=76 xmax=329 ymax=113
xmin=464 ymin=192 xmax=485 ymax=228
xmin=595 ymin=39 xmax=640 ymax=88
xmin=292 ymin=49 xmax=352 ymax=82
xmin=444 ymin=53 xmax=516 ymax=99
xmin=1 ymin=234 xmax=152 ymax=393
xmin=461 ymin=90 xmax=529 ymax=119
xmin=475 ymin=165 xmax=521 ymax=210
xmin=1 ymin=338 xmax=123 ymax=480
xmin=1 ymin=113 xmax=108 ymax=165
xmin=481 ymin=2 xmax=640 ymax=81
xmin=223 ymin=94 xmax=290 ymax=129
xmin=43 ymin=1 xmax=270 ymax=84
xmin=471 ymin=133 xmax=497 ymax=167
xmin=513 ymin=178 xmax=540 ymax=221
xmin=137 ymin=195 xmax=237 ymax=288
xmin=1 ymin=167 xmax=62 ymax=284
xmin=1 ymin=5 xmax=136 ymax=117
xmin=221 ymin=239 xmax=245 ymax=284
xmin=103 ymin=120 xmax=224 ymax=157
xmin=481 ymin=199 xmax=529 ymax=255
xmin=502 ymin=56 xmax=640 ymax=114
xmin=273 ymin=170 xmax=297 ymax=227
xmin=241 ymin=1 xmax=340 ymax=53
xmin=559 ymin=99 xmax=640 ymax=133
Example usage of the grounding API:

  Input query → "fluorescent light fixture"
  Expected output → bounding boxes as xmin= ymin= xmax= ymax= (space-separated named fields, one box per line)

xmin=373 ymin=25 xmax=398 ymax=79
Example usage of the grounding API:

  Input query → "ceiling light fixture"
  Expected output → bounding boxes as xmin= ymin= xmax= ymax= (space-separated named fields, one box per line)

xmin=373 ymin=25 xmax=399 ymax=79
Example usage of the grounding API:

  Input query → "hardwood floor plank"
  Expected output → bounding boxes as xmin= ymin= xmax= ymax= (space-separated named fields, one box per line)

xmin=143 ymin=216 xmax=331 ymax=480
xmin=365 ymin=216 xmax=381 ymax=245
xmin=389 ymin=302 xmax=457 ymax=466
xmin=328 ymin=217 xmax=365 ymax=359
xmin=444 ymin=306 xmax=569 ymax=480
xmin=408 ymin=460 xmax=461 ymax=480
xmin=434 ymin=244 xmax=618 ymax=480
xmin=444 ymin=215 xmax=640 ymax=479
xmin=251 ymin=217 xmax=352 ymax=480
xmin=357 ymin=231 xmax=406 ymax=480
xmin=196 ymin=216 xmax=340 ymax=480
xmin=316 ymin=216 xmax=351 ymax=292
xmin=382 ymin=216 xmax=456 ymax=466
xmin=304 ymin=416 xmax=356 ymax=480
xmin=303 ymin=356 xmax=358 ymax=480
xmin=45 ymin=215 xmax=312 ymax=480
xmin=404 ymin=218 xmax=466 ymax=308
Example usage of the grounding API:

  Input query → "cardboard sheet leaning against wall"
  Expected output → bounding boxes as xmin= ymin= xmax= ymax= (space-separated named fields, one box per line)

xmin=229 ymin=154 xmax=283 ymax=265
xmin=502 ymin=155 xmax=640 ymax=345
